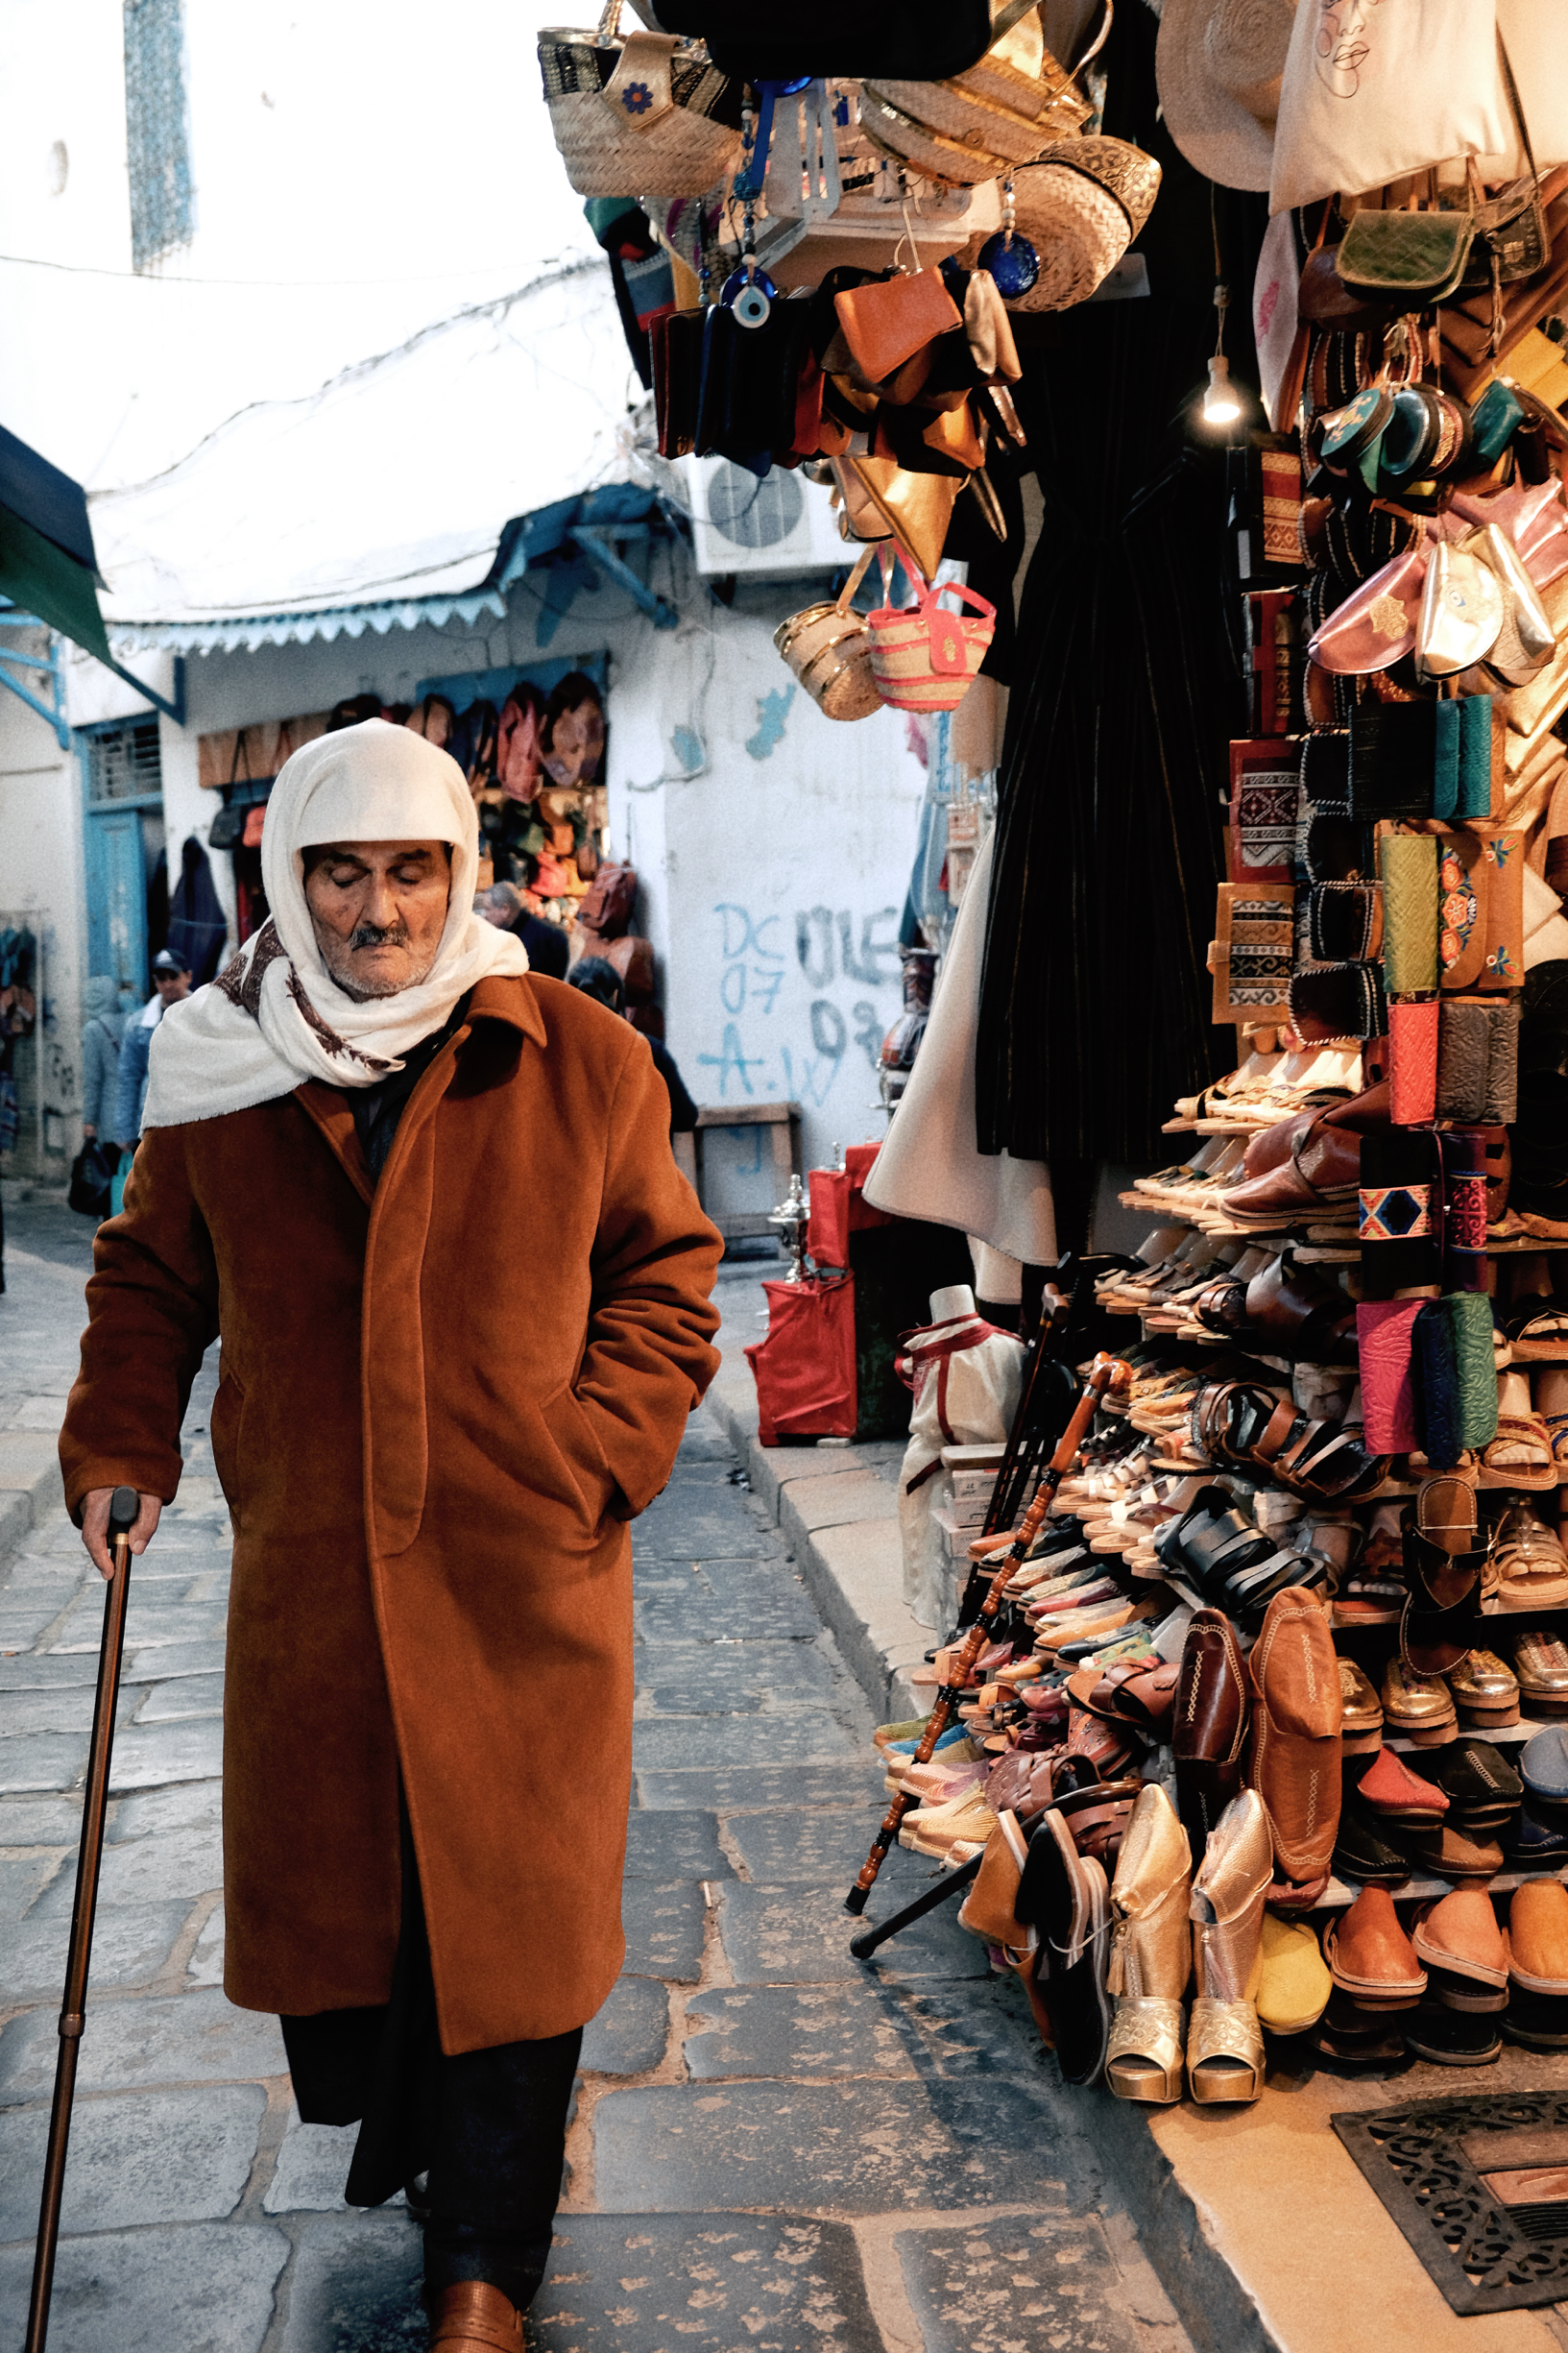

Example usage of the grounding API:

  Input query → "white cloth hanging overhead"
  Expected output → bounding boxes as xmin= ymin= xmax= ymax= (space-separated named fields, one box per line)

xmin=864 ymin=827 xmax=1057 ymax=1266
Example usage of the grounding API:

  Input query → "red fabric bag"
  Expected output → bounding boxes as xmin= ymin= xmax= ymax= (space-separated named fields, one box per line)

xmin=808 ymin=1144 xmax=894 ymax=1272
xmin=745 ymin=1274 xmax=857 ymax=1443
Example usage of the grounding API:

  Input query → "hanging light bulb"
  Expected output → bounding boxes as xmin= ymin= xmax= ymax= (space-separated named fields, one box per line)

xmin=1203 ymin=353 xmax=1242 ymax=426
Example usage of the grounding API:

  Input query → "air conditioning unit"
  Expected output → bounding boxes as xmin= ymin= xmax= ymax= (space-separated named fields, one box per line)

xmin=682 ymin=455 xmax=848 ymax=579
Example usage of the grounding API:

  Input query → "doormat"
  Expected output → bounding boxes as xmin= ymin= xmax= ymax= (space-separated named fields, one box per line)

xmin=1333 ymin=2092 xmax=1568 ymax=2316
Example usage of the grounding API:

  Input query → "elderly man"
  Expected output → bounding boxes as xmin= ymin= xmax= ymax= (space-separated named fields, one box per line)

xmin=59 ymin=722 xmax=721 ymax=2353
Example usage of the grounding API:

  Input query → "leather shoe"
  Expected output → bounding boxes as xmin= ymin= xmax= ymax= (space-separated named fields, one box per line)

xmin=1333 ymin=1797 xmax=1412 ymax=1888
xmin=1411 ymin=1888 xmax=1508 ymax=2009
xmin=1172 ymin=1609 xmax=1251 ymax=1862
xmin=1508 ymin=1877 xmax=1568 ymax=1999
xmin=1505 ymin=1793 xmax=1568 ymax=1866
xmin=1325 ymin=1885 xmax=1427 ymax=2009
xmin=1403 ymin=2001 xmax=1503 ymax=2066
xmin=1408 ymin=1823 xmax=1506 ymax=1880
xmin=1514 ymin=1632 xmax=1568 ymax=1717
xmin=1382 ymin=1657 xmax=1458 ymax=1745
xmin=1338 ymin=1656 xmax=1384 ymax=1754
xmin=1425 ymin=1736 xmax=1523 ymax=1829
xmin=1355 ymin=1746 xmax=1447 ymax=1829
xmin=430 ymin=2283 xmax=525 ymax=2352
xmin=1446 ymin=1649 xmax=1520 ymax=1728
xmin=1248 ymin=1586 xmax=1342 ymax=1902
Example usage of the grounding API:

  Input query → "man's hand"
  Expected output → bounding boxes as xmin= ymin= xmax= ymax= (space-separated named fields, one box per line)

xmin=81 ymin=1488 xmax=162 ymax=1580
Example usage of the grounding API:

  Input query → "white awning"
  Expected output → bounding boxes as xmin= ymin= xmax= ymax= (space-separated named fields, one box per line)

xmin=94 ymin=258 xmax=641 ymax=651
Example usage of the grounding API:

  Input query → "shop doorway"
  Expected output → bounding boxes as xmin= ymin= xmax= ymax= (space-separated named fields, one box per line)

xmin=80 ymin=717 xmax=166 ymax=1001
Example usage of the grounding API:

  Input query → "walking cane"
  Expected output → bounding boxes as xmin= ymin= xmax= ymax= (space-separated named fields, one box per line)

xmin=845 ymin=1354 xmax=1131 ymax=1918
xmin=25 ymin=1485 xmax=139 ymax=2353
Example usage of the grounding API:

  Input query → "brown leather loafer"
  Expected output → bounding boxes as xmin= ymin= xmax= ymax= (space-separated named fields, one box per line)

xmin=1248 ymin=1587 xmax=1342 ymax=1900
xmin=1325 ymin=1885 xmax=1427 ymax=2011
xmin=1356 ymin=1746 xmax=1447 ymax=1829
xmin=430 ymin=2282 xmax=525 ymax=2352
xmin=1173 ymin=1609 xmax=1251 ymax=1861
xmin=1412 ymin=1887 xmax=1509 ymax=2012
xmin=1509 ymin=1877 xmax=1568 ymax=1999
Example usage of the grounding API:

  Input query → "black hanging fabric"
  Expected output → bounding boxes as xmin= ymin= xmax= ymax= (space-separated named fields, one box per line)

xmin=165 ymin=836 xmax=228 ymax=984
xmin=974 ymin=2 xmax=1268 ymax=1167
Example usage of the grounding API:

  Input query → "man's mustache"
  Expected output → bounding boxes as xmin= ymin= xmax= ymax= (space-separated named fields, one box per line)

xmin=350 ymin=920 xmax=411 ymax=951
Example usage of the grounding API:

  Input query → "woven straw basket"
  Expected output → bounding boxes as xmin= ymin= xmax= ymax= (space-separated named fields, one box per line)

xmin=540 ymin=1 xmax=742 ymax=199
xmin=775 ymin=547 xmax=882 ymax=721
xmin=867 ymin=558 xmax=997 ymax=714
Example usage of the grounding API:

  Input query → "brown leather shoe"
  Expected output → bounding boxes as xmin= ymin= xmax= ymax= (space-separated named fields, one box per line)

xmin=1412 ymin=1888 xmax=1508 ymax=2010
xmin=1248 ymin=1587 xmax=1342 ymax=1901
xmin=430 ymin=2283 xmax=524 ymax=2352
xmin=1325 ymin=1885 xmax=1427 ymax=2010
xmin=1509 ymin=1877 xmax=1568 ymax=1997
xmin=1172 ymin=1610 xmax=1251 ymax=1862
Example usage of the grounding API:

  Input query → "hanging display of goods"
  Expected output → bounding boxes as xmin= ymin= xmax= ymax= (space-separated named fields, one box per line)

xmin=858 ymin=0 xmax=1102 ymax=186
xmin=1460 ymin=524 xmax=1556 ymax=689
xmin=774 ymin=546 xmax=883 ymax=719
xmin=1312 ymin=385 xmax=1393 ymax=490
xmin=1006 ymin=137 xmax=1161 ymax=313
xmin=866 ymin=548 xmax=997 ymax=712
xmin=539 ymin=1 xmax=743 ymax=199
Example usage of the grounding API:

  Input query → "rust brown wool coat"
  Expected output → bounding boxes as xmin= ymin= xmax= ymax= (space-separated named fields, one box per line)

xmin=59 ymin=974 xmax=722 ymax=2052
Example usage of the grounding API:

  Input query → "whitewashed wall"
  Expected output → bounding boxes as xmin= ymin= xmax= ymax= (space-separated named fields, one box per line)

xmin=0 ymin=676 xmax=81 ymax=1176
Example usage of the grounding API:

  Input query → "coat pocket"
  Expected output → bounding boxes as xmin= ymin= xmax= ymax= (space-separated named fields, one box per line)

xmin=542 ymin=1380 xmax=617 ymax=1529
xmin=209 ymin=1370 xmax=247 ymax=1520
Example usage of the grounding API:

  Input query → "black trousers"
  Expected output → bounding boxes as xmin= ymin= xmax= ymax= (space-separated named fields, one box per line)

xmin=280 ymin=1807 xmax=580 ymax=2313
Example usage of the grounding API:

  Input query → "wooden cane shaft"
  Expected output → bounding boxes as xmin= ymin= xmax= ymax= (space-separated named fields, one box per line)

xmin=25 ymin=1528 xmax=133 ymax=2353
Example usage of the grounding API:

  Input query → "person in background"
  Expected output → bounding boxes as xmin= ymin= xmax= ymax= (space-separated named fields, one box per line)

xmin=80 ymin=977 xmax=124 ymax=1149
xmin=567 ymin=957 xmax=697 ymax=1138
xmin=476 ymin=880 xmax=569 ymax=980
xmin=112 ymin=949 xmax=192 ymax=1149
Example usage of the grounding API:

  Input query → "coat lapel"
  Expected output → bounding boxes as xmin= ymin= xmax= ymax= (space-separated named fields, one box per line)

xmin=294 ymin=1081 xmax=374 ymax=1206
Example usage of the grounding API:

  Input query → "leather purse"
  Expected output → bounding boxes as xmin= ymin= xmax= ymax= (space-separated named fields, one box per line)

xmin=1211 ymin=883 xmax=1293 ymax=1023
xmin=1457 ymin=42 xmax=1551 ymax=296
xmin=834 ymin=454 xmax=961 ymax=579
xmin=832 ymin=270 xmax=963 ymax=386
xmin=1309 ymin=881 xmax=1384 ymax=964
xmin=1336 ymin=203 xmax=1477 ymax=309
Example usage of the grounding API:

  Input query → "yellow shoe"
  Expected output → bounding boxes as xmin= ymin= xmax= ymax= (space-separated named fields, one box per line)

xmin=1254 ymin=1910 xmax=1332 ymax=2036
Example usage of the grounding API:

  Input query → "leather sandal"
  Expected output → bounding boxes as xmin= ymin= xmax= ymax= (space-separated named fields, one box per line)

xmin=1155 ymin=1485 xmax=1321 ymax=1625
xmin=1477 ymin=1370 xmax=1556 ymax=1490
xmin=1186 ymin=1788 xmax=1271 ymax=2104
xmin=1105 ymin=1784 xmax=1192 ymax=2105
xmin=1400 ymin=1474 xmax=1486 ymax=1677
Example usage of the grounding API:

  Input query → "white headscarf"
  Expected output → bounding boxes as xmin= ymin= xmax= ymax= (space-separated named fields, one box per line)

xmin=143 ymin=718 xmax=530 ymax=1129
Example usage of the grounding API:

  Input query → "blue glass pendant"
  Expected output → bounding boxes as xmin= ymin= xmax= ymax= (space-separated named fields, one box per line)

xmin=977 ymin=230 xmax=1039 ymax=299
xmin=720 ymin=262 xmax=779 ymax=328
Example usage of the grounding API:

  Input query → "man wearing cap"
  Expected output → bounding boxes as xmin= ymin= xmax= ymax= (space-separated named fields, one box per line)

xmin=111 ymin=946 xmax=193 ymax=1149
xmin=59 ymin=721 xmax=722 ymax=2352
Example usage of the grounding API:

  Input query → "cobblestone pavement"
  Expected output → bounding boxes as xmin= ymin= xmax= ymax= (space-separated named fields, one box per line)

xmin=0 ymin=1208 xmax=1189 ymax=2353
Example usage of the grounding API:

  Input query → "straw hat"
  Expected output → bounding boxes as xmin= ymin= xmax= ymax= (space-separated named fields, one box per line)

xmin=1155 ymin=0 xmax=1297 ymax=193
xmin=1006 ymin=137 xmax=1162 ymax=312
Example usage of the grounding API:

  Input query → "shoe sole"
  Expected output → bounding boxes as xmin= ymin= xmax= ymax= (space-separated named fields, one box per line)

xmin=1402 ymin=2029 xmax=1503 ymax=2065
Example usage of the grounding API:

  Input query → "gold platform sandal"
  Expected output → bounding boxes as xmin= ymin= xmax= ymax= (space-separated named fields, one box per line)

xmin=1186 ymin=1786 xmax=1271 ymax=2104
xmin=1105 ymin=1783 xmax=1193 ymax=2103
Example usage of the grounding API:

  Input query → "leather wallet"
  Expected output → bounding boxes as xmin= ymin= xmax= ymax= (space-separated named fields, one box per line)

xmin=1309 ymin=881 xmax=1384 ymax=963
xmin=1436 ymin=997 xmax=1491 ymax=1123
xmin=1289 ymin=959 xmax=1387 ymax=1043
xmin=1380 ymin=830 xmax=1439 ymax=993
xmin=1350 ymin=702 xmax=1438 ymax=821
xmin=1357 ymin=1299 xmax=1422 ymax=1453
xmin=832 ymin=271 xmax=962 ymax=385
xmin=1212 ymin=883 xmax=1293 ymax=1022
xmin=1300 ymin=727 xmax=1351 ymax=806
xmin=1389 ymin=997 xmax=1439 ymax=1125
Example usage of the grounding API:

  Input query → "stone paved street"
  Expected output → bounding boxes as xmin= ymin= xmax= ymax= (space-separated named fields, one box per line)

xmin=0 ymin=1204 xmax=1188 ymax=2353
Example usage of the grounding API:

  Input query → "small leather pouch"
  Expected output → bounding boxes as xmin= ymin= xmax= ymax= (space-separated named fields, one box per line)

xmin=1211 ymin=883 xmax=1294 ymax=1023
xmin=1357 ymin=1298 xmax=1423 ymax=1453
xmin=1436 ymin=830 xmax=1492 ymax=990
xmin=1432 ymin=698 xmax=1460 ymax=823
xmin=1457 ymin=694 xmax=1495 ymax=820
xmin=1300 ymin=728 xmax=1351 ymax=805
xmin=1299 ymin=804 xmax=1372 ymax=884
xmin=1476 ymin=828 xmax=1525 ymax=988
xmin=1289 ymin=959 xmax=1387 ymax=1043
xmin=1390 ymin=997 xmax=1440 ymax=1125
xmin=1485 ymin=999 xmax=1520 ymax=1123
xmin=832 ymin=271 xmax=962 ymax=385
xmin=1380 ymin=830 xmax=1439 ymax=994
xmin=1307 ymin=544 xmax=1427 ymax=674
xmin=1436 ymin=997 xmax=1492 ymax=1124
xmin=1360 ymin=1125 xmax=1441 ymax=1299
xmin=1309 ymin=880 xmax=1384 ymax=962
xmin=1350 ymin=703 xmax=1437 ymax=821
xmin=1439 ymin=1128 xmax=1489 ymax=1291
xmin=655 ymin=308 xmax=706 ymax=458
